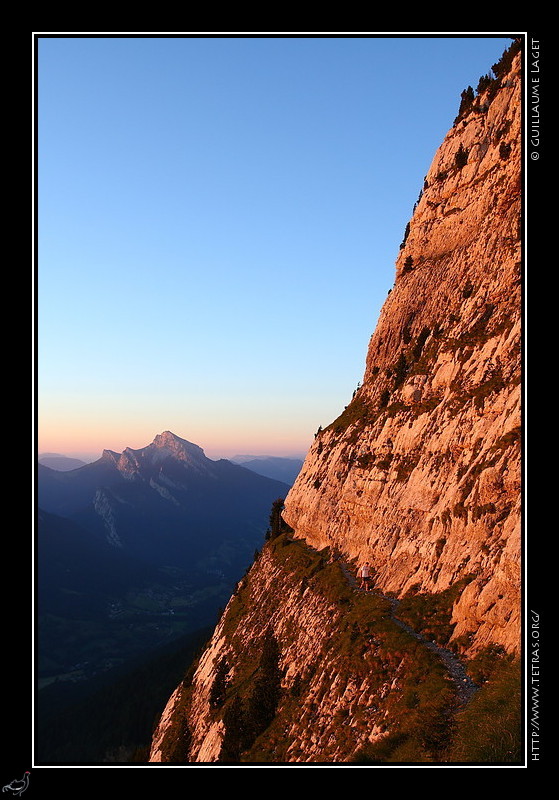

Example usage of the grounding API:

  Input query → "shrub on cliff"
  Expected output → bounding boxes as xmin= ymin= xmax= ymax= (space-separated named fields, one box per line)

xmin=455 ymin=86 xmax=474 ymax=123
xmin=400 ymin=222 xmax=410 ymax=249
xmin=218 ymin=630 xmax=283 ymax=762
xmin=265 ymin=498 xmax=292 ymax=541
xmin=219 ymin=696 xmax=251 ymax=762
xmin=499 ymin=142 xmax=512 ymax=160
xmin=454 ymin=144 xmax=469 ymax=170
xmin=492 ymin=39 xmax=521 ymax=80
xmin=209 ymin=656 xmax=229 ymax=711
xmin=379 ymin=388 xmax=391 ymax=409
xmin=245 ymin=630 xmax=283 ymax=738
xmin=476 ymin=73 xmax=494 ymax=94
xmin=393 ymin=352 xmax=408 ymax=388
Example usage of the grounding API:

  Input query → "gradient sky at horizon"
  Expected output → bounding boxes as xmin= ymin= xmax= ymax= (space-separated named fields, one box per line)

xmin=37 ymin=34 xmax=513 ymax=462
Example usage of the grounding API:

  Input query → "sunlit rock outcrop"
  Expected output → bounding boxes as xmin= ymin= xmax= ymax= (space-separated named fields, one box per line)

xmin=283 ymin=50 xmax=521 ymax=657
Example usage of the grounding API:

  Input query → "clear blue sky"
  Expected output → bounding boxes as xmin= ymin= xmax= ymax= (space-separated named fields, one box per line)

xmin=37 ymin=34 xmax=513 ymax=461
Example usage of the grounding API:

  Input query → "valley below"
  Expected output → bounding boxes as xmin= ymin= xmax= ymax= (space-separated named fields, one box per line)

xmin=36 ymin=433 xmax=294 ymax=761
xmin=38 ymin=562 xmax=230 ymax=687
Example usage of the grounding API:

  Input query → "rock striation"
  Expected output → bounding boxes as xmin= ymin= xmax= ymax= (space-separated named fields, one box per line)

xmin=283 ymin=49 xmax=521 ymax=657
xmin=149 ymin=43 xmax=522 ymax=765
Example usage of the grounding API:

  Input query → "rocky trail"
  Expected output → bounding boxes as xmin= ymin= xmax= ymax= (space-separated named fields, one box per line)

xmin=341 ymin=562 xmax=479 ymax=707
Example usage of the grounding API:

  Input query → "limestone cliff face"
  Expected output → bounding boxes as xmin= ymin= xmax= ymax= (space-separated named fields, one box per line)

xmin=283 ymin=51 xmax=521 ymax=656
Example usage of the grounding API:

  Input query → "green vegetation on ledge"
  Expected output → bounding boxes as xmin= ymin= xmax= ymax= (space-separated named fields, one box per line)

xmin=203 ymin=535 xmax=495 ymax=764
xmin=156 ymin=531 xmax=521 ymax=765
xmin=396 ymin=576 xmax=477 ymax=650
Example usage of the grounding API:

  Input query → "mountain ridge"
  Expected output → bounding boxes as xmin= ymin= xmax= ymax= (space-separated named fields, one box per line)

xmin=39 ymin=431 xmax=291 ymax=518
xmin=38 ymin=431 xmax=291 ymax=686
xmin=38 ymin=453 xmax=88 ymax=471
xmin=231 ymin=455 xmax=304 ymax=486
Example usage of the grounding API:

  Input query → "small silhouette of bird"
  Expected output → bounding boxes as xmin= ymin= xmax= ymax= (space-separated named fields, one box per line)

xmin=2 ymin=773 xmax=30 ymax=796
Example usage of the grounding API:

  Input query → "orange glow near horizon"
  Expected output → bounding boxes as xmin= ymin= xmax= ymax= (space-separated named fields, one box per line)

xmin=37 ymin=390 xmax=325 ymax=462
xmin=38 ymin=420 xmax=312 ymax=461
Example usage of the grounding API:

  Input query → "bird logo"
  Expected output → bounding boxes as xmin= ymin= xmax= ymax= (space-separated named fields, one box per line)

xmin=2 ymin=773 xmax=30 ymax=797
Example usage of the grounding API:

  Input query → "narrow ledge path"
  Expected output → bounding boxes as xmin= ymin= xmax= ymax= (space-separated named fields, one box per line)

xmin=340 ymin=562 xmax=479 ymax=707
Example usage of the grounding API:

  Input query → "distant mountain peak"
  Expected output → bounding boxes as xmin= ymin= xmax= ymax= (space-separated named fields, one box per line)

xmin=101 ymin=432 xmax=210 ymax=479
xmin=150 ymin=431 xmax=206 ymax=462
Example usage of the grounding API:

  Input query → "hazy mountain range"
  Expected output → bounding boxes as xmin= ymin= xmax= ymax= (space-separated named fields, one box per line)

xmin=231 ymin=455 xmax=304 ymax=485
xmin=38 ymin=449 xmax=303 ymax=485
xmin=38 ymin=453 xmax=88 ymax=471
xmin=37 ymin=431 xmax=290 ymax=682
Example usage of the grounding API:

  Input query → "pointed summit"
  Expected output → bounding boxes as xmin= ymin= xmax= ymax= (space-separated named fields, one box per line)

xmin=99 ymin=432 xmax=210 ymax=479
xmin=150 ymin=431 xmax=206 ymax=463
